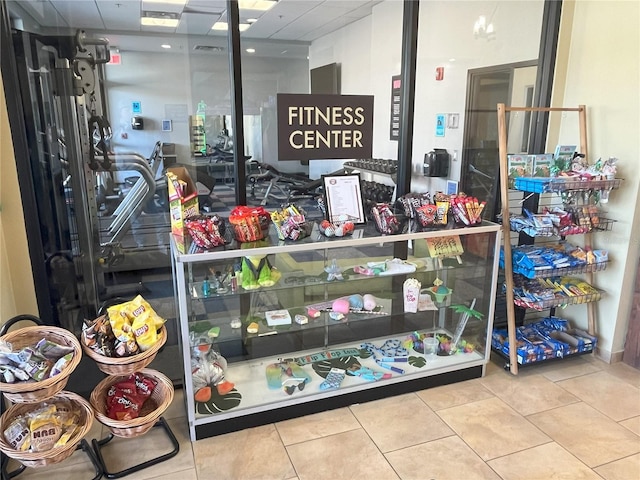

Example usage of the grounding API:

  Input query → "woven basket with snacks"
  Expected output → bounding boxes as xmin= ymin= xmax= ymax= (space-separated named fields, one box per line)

xmin=90 ymin=368 xmax=173 ymax=439
xmin=81 ymin=295 xmax=167 ymax=376
xmin=0 ymin=391 xmax=93 ymax=468
xmin=0 ymin=326 xmax=82 ymax=403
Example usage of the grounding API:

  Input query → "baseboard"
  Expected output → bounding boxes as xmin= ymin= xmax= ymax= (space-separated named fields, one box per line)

xmin=595 ymin=346 xmax=625 ymax=364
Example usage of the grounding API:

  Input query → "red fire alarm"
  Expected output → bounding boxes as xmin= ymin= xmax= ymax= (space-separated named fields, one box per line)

xmin=435 ymin=67 xmax=444 ymax=81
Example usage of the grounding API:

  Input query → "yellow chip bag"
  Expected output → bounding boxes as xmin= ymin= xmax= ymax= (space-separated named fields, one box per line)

xmin=107 ymin=303 xmax=133 ymax=341
xmin=129 ymin=295 xmax=165 ymax=330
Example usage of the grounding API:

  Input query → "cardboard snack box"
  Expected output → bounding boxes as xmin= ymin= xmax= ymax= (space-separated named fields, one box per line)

xmin=167 ymin=166 xmax=199 ymax=238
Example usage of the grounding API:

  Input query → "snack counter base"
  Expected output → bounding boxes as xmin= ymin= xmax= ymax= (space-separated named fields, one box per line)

xmin=191 ymin=365 xmax=483 ymax=441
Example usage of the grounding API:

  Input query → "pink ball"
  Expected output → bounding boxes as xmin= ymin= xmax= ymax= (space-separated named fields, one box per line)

xmin=332 ymin=298 xmax=351 ymax=314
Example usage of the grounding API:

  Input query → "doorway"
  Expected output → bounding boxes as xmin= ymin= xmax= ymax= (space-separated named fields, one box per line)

xmin=460 ymin=61 xmax=537 ymax=222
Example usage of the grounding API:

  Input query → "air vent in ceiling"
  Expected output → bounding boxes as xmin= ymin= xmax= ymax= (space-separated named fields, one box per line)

xmin=194 ymin=45 xmax=225 ymax=52
xmin=142 ymin=11 xmax=181 ymax=20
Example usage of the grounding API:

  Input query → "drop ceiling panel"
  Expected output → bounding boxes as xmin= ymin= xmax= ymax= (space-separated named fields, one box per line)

xmin=142 ymin=0 xmax=183 ymax=14
xmin=176 ymin=12 xmax=221 ymax=35
xmin=49 ymin=1 xmax=106 ymax=29
xmin=16 ymin=0 xmax=68 ymax=28
xmin=97 ymin=1 xmax=143 ymax=31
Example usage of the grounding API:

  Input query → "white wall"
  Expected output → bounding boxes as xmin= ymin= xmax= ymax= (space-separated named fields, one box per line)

xmin=552 ymin=0 xmax=640 ymax=360
xmin=105 ymin=51 xmax=309 ymax=172
xmin=308 ymin=0 xmax=544 ymax=192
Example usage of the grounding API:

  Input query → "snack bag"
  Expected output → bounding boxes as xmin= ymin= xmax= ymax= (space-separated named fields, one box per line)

xmin=128 ymin=295 xmax=165 ymax=330
xmin=3 ymin=416 xmax=30 ymax=451
xmin=29 ymin=404 xmax=62 ymax=452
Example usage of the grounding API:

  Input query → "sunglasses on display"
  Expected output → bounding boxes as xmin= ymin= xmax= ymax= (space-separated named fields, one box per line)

xmin=282 ymin=378 xmax=307 ymax=395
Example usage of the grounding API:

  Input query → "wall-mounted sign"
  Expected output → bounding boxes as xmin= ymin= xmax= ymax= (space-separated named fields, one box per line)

xmin=132 ymin=101 xmax=141 ymax=114
xmin=277 ymin=93 xmax=373 ymax=161
xmin=435 ymin=114 xmax=445 ymax=137
xmin=390 ymin=75 xmax=401 ymax=140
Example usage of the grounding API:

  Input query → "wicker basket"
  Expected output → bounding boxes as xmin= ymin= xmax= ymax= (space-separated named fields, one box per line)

xmin=0 ymin=391 xmax=94 ymax=468
xmin=0 ymin=326 xmax=82 ymax=403
xmin=81 ymin=319 xmax=167 ymax=376
xmin=90 ymin=368 xmax=174 ymax=439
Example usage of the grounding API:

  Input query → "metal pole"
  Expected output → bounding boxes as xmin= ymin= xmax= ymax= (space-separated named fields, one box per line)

xmin=227 ymin=0 xmax=247 ymax=205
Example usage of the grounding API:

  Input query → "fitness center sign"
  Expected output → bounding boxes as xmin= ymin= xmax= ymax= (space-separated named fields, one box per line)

xmin=277 ymin=93 xmax=374 ymax=161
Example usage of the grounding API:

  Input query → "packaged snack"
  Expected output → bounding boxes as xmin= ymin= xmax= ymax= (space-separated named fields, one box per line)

xmin=29 ymin=405 xmax=62 ymax=452
xmin=10 ymin=347 xmax=53 ymax=381
xmin=34 ymin=338 xmax=75 ymax=361
xmin=3 ymin=416 xmax=30 ymax=451
xmin=49 ymin=352 xmax=73 ymax=377
xmin=133 ymin=373 xmax=157 ymax=401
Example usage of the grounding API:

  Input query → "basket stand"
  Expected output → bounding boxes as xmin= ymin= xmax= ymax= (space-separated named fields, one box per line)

xmin=0 ymin=315 xmax=103 ymax=480
xmin=91 ymin=417 xmax=179 ymax=479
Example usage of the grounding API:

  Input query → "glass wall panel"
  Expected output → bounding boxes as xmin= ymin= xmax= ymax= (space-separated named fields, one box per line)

xmin=412 ymin=0 xmax=545 ymax=222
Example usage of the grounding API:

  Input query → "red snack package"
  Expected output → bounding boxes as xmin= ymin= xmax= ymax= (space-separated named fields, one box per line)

xmin=107 ymin=390 xmax=142 ymax=421
xmin=134 ymin=373 xmax=157 ymax=402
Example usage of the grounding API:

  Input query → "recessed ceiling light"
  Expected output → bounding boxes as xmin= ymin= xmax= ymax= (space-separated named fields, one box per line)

xmin=246 ymin=48 xmax=255 ymax=53
xmin=238 ymin=0 xmax=277 ymax=11
xmin=281 ymin=50 xmax=288 ymax=54
xmin=212 ymin=22 xmax=251 ymax=31
xmin=247 ymin=18 xmax=258 ymax=23
xmin=141 ymin=17 xmax=179 ymax=27
xmin=449 ymin=58 xmax=456 ymax=62
xmin=161 ymin=44 xmax=171 ymax=49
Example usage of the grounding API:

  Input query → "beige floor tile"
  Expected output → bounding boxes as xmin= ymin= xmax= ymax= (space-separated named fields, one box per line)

xmin=528 ymin=402 xmax=640 ymax=468
xmin=436 ymin=396 xmax=550 ymax=461
xmin=286 ymin=428 xmax=399 ymax=480
xmin=602 ymin=362 xmax=640 ymax=388
xmin=416 ymin=378 xmax=494 ymax=411
xmin=539 ymin=356 xmax=602 ymax=382
xmin=557 ymin=371 xmax=640 ymax=421
xmin=349 ymin=393 xmax=454 ymax=453
xmin=163 ymin=387 xmax=187 ymax=420
xmin=193 ymin=424 xmax=295 ymax=480
xmin=620 ymin=416 xmax=640 ymax=436
xmin=275 ymin=407 xmax=360 ymax=445
xmin=594 ymin=453 xmax=640 ymax=480
xmin=385 ymin=435 xmax=501 ymax=480
xmin=95 ymin=416 xmax=194 ymax=480
xmin=1 ymin=458 xmax=103 ymax=480
xmin=151 ymin=467 xmax=198 ymax=480
xmin=480 ymin=373 xmax=579 ymax=416
xmin=487 ymin=442 xmax=602 ymax=480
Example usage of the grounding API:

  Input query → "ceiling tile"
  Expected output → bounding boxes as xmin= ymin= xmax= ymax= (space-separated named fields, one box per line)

xmin=176 ymin=12 xmax=222 ymax=35
xmin=50 ymin=0 xmax=106 ymax=30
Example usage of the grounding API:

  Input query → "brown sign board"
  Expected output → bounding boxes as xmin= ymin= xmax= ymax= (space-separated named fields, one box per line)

xmin=277 ymin=93 xmax=374 ymax=161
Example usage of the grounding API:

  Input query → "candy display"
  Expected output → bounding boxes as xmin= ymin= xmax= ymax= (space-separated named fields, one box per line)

xmin=397 ymin=192 xmax=431 ymax=218
xmin=371 ymin=203 xmax=400 ymax=234
xmin=3 ymin=399 xmax=80 ymax=452
xmin=271 ymin=205 xmax=313 ymax=241
xmin=184 ymin=215 xmax=228 ymax=249
xmin=449 ymin=193 xmax=485 ymax=225
xmin=82 ymin=295 xmax=166 ymax=358
xmin=228 ymin=205 xmax=270 ymax=242
xmin=0 ymin=338 xmax=75 ymax=384
xmin=318 ymin=218 xmax=355 ymax=238
xmin=105 ymin=372 xmax=158 ymax=421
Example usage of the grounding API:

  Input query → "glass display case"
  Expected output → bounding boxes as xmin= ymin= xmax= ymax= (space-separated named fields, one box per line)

xmin=171 ymin=222 xmax=501 ymax=441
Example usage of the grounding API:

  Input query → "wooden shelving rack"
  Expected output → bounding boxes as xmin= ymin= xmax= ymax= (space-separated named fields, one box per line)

xmin=497 ymin=103 xmax=598 ymax=375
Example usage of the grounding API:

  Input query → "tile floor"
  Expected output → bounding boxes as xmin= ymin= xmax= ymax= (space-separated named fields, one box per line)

xmin=6 ymin=354 xmax=640 ymax=480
